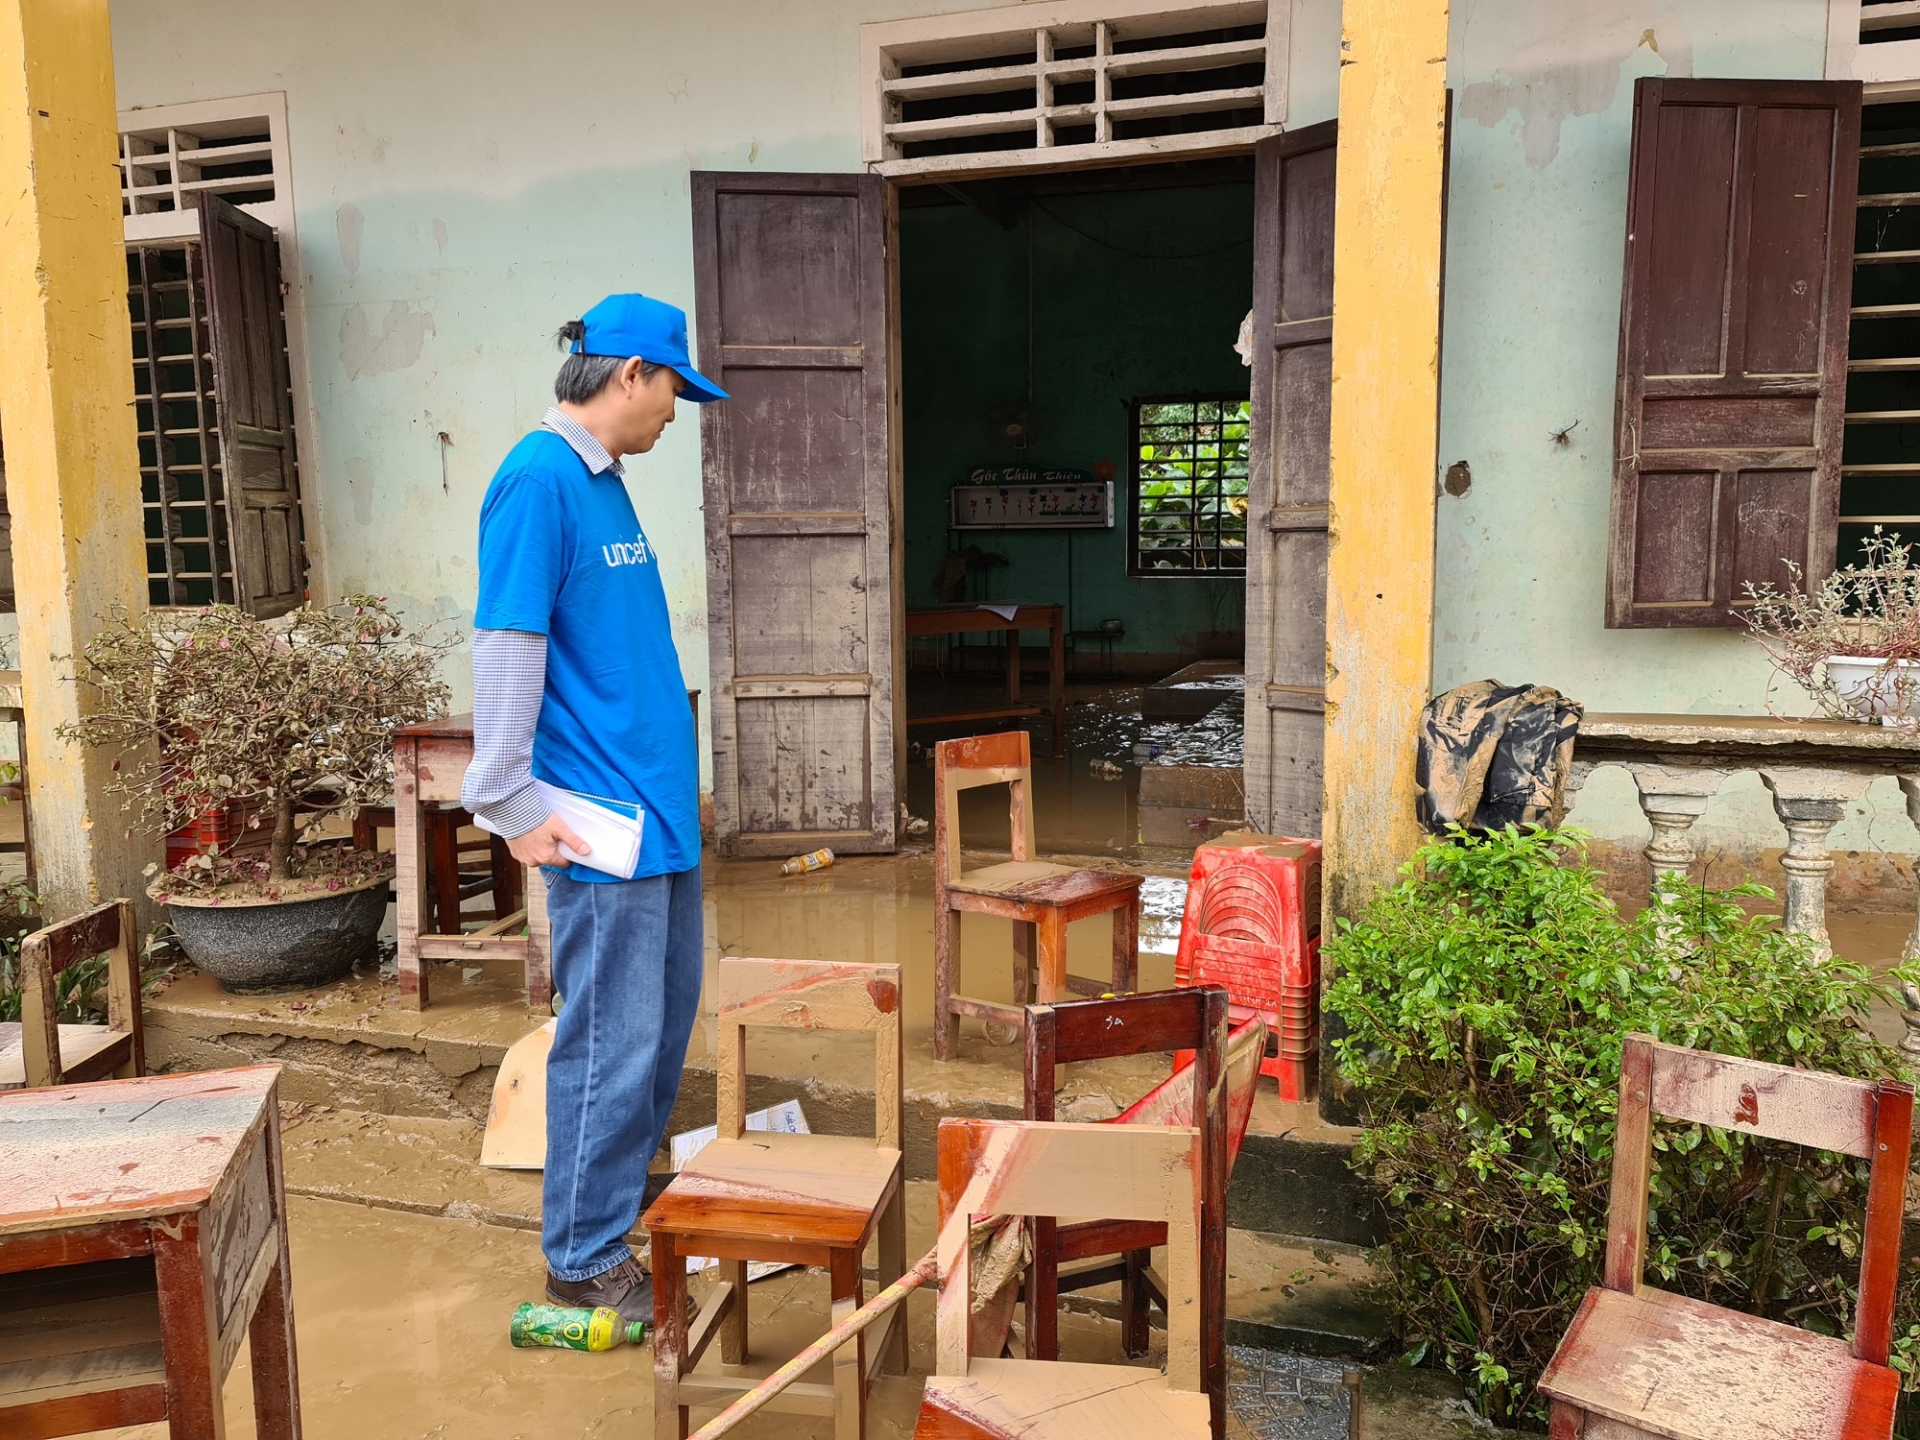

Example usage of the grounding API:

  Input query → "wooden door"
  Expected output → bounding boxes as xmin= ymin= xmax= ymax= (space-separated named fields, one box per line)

xmin=199 ymin=196 xmax=305 ymax=619
xmin=1606 ymin=78 xmax=1862 ymax=628
xmin=1243 ymin=123 xmax=1335 ymax=838
xmin=692 ymin=172 xmax=900 ymax=857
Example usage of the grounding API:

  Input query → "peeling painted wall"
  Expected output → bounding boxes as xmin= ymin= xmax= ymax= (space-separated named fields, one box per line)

xmin=1433 ymin=0 xmax=1920 ymax=875
xmin=102 ymin=0 xmax=1907 ymax=881
xmin=107 ymin=0 xmax=1026 ymax=794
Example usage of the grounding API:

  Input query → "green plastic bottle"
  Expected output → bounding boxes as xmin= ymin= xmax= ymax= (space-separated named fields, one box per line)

xmin=509 ymin=1302 xmax=649 ymax=1352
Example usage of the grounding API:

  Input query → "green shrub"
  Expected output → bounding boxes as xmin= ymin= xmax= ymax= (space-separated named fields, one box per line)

xmin=1325 ymin=826 xmax=1916 ymax=1430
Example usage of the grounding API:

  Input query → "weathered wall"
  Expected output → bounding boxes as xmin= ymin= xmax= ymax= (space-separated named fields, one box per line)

xmin=898 ymin=184 xmax=1253 ymax=663
xmin=102 ymin=0 xmax=1917 ymax=896
xmin=1436 ymin=0 xmax=1920 ymax=885
xmin=106 ymin=0 xmax=1000 ymax=793
xmin=103 ymin=0 xmax=1341 ymax=797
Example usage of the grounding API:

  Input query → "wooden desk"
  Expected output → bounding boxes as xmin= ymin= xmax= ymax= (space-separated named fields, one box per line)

xmin=0 ymin=1066 xmax=299 ymax=1439
xmin=393 ymin=715 xmax=551 ymax=1013
xmin=393 ymin=689 xmax=701 ymax=1013
xmin=905 ymin=605 xmax=1067 ymax=746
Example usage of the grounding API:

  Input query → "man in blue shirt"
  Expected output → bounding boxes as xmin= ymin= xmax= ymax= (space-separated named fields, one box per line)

xmin=463 ymin=294 xmax=725 ymax=1320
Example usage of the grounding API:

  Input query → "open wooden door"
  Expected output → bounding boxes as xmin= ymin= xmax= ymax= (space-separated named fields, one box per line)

xmin=1243 ymin=123 xmax=1335 ymax=838
xmin=692 ymin=172 xmax=900 ymax=858
xmin=199 ymin=195 xmax=305 ymax=619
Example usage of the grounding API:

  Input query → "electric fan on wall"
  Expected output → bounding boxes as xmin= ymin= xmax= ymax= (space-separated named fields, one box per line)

xmin=983 ymin=399 xmax=1045 ymax=454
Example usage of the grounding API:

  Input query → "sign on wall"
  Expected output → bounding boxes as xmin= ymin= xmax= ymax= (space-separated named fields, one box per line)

xmin=949 ymin=468 xmax=1114 ymax=530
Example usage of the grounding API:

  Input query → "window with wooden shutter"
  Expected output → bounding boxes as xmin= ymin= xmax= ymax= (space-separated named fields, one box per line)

xmin=1606 ymin=77 xmax=1862 ymax=629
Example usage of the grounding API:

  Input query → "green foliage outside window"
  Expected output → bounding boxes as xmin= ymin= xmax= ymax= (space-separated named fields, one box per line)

xmin=1325 ymin=827 xmax=1920 ymax=1430
xmin=1131 ymin=397 xmax=1251 ymax=575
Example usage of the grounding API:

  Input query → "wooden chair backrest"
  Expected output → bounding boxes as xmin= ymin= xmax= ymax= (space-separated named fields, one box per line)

xmin=1025 ymin=987 xmax=1230 ymax=1433
xmin=716 ymin=958 xmax=903 ymax=1151
xmin=1607 ymin=1034 xmax=1914 ymax=1365
xmin=934 ymin=731 xmax=1035 ymax=885
xmin=933 ymin=1117 xmax=1202 ymax=1389
xmin=19 ymin=899 xmax=142 ymax=1088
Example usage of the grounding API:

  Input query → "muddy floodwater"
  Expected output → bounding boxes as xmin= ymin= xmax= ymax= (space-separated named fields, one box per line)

xmin=76 ymin=1192 xmax=1141 ymax=1440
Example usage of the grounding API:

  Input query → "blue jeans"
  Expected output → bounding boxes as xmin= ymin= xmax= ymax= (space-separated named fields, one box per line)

xmin=542 ymin=864 xmax=703 ymax=1281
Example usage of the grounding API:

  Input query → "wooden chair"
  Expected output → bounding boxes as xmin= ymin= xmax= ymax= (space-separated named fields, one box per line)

xmin=645 ymin=959 xmax=908 ymax=1440
xmin=915 ymin=1117 xmax=1209 ymax=1440
xmin=3 ymin=899 xmax=142 ymax=1090
xmin=1538 ymin=1035 xmax=1914 ymax=1440
xmin=933 ymin=731 xmax=1143 ymax=1060
xmin=1023 ymin=987 xmax=1229 ymax=1439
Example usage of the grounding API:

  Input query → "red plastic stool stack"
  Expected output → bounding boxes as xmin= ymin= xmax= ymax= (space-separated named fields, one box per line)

xmin=1174 ymin=832 xmax=1322 ymax=1101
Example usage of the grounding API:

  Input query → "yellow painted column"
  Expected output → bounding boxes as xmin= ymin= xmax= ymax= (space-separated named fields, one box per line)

xmin=1322 ymin=4 xmax=1448 ymax=918
xmin=0 ymin=0 xmax=153 ymax=916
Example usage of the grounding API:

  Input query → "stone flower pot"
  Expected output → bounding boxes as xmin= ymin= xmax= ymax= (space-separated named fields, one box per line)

xmin=157 ymin=871 xmax=390 ymax=994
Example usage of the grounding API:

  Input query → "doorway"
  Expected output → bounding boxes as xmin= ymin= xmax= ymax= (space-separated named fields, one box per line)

xmin=895 ymin=158 xmax=1256 ymax=857
xmin=691 ymin=128 xmax=1331 ymax=860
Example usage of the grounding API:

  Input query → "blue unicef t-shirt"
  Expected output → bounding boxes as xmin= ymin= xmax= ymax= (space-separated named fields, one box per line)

xmin=474 ymin=430 xmax=697 ymax=881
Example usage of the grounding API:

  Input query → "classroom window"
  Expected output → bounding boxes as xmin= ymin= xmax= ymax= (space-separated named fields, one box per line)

xmin=1128 ymin=396 xmax=1251 ymax=576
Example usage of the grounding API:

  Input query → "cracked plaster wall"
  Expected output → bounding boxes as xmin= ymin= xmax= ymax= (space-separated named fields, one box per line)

xmin=99 ymin=0 xmax=1904 ymax=892
xmin=1430 ymin=0 xmax=1920 ymax=883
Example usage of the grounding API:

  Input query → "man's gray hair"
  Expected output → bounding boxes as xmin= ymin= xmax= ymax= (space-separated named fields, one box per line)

xmin=553 ymin=320 xmax=661 ymax=403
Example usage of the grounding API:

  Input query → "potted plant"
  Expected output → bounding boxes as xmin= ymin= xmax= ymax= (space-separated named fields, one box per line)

xmin=1743 ymin=528 xmax=1920 ymax=723
xmin=62 ymin=596 xmax=450 ymax=993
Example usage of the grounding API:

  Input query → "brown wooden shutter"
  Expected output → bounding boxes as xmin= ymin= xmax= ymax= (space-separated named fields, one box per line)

xmin=692 ymin=172 xmax=899 ymax=857
xmin=1244 ymin=122 xmax=1335 ymax=836
xmin=1607 ymin=77 xmax=1861 ymax=629
xmin=199 ymin=195 xmax=305 ymax=619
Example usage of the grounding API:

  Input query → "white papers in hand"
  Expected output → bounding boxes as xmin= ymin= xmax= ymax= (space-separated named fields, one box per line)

xmin=473 ymin=780 xmax=643 ymax=879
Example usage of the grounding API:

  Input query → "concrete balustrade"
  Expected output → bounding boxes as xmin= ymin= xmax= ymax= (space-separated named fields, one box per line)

xmin=1571 ymin=715 xmax=1920 ymax=1052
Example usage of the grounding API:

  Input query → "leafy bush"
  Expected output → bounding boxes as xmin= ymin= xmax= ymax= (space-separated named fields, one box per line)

xmin=1326 ymin=827 xmax=1916 ymax=1429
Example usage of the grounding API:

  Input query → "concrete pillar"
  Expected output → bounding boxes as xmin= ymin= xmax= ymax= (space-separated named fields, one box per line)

xmin=1318 ymin=0 xmax=1449 ymax=1120
xmin=1320 ymin=0 xmax=1450 ymax=925
xmin=0 ymin=0 xmax=154 ymax=916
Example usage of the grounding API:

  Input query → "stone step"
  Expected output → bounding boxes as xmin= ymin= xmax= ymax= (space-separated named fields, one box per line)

xmin=274 ymin=1107 xmax=1392 ymax=1360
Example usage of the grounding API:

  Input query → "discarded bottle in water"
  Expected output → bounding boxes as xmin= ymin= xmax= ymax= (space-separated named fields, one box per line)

xmin=509 ymin=1302 xmax=649 ymax=1352
xmin=780 ymin=848 xmax=834 ymax=876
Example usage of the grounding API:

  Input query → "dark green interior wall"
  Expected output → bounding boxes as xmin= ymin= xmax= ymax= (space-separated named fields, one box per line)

xmin=898 ymin=182 xmax=1255 ymax=660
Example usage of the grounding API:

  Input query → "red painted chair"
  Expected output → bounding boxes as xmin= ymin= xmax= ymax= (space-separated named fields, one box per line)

xmin=1539 ymin=1034 xmax=1914 ymax=1440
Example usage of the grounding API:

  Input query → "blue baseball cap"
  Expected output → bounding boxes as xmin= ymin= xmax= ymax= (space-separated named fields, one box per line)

xmin=574 ymin=293 xmax=728 ymax=404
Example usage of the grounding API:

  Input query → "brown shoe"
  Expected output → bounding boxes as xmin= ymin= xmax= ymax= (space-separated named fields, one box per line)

xmin=546 ymin=1254 xmax=655 ymax=1326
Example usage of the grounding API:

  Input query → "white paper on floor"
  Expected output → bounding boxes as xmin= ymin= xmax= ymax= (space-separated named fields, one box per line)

xmin=669 ymin=1099 xmax=810 ymax=1280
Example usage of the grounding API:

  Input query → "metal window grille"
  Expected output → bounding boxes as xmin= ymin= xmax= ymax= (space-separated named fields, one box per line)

xmin=130 ymin=244 xmax=236 ymax=607
xmin=1129 ymin=396 xmax=1251 ymax=575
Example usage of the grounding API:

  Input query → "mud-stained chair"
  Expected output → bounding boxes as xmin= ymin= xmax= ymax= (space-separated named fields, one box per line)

xmin=933 ymin=731 xmax=1143 ymax=1061
xmin=644 ymin=958 xmax=907 ymax=1440
xmin=915 ymin=1116 xmax=1210 ymax=1440
xmin=2 ymin=900 xmax=142 ymax=1090
xmin=1023 ymin=987 xmax=1231 ymax=1438
xmin=1539 ymin=1034 xmax=1914 ymax=1440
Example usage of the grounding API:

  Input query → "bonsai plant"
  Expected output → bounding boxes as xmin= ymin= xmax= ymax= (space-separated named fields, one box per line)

xmin=62 ymin=596 xmax=450 ymax=992
xmin=1744 ymin=528 xmax=1920 ymax=722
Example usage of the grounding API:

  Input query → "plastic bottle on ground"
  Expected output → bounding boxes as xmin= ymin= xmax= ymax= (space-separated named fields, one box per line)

xmin=780 ymin=848 xmax=834 ymax=876
xmin=508 ymin=1302 xmax=649 ymax=1352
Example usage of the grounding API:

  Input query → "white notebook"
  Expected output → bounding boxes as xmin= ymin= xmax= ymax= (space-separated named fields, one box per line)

xmin=474 ymin=780 xmax=644 ymax=880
